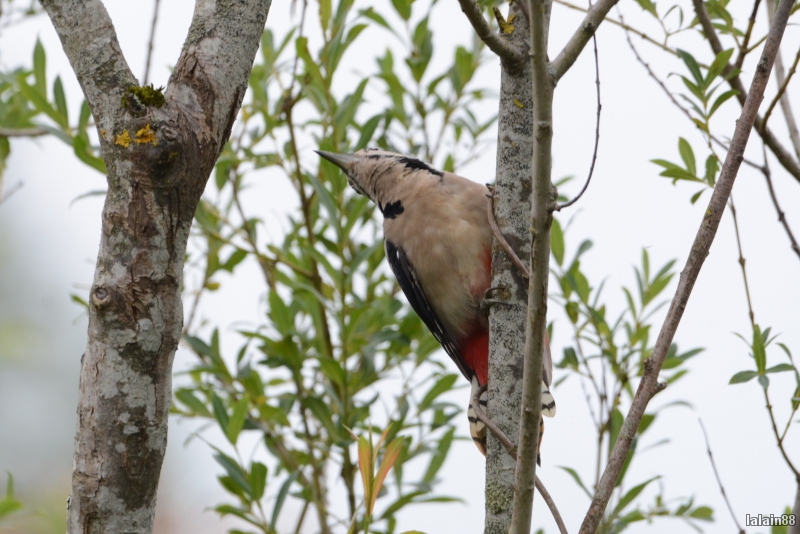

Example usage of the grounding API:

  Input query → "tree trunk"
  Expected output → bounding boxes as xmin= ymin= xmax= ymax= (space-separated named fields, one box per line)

xmin=40 ymin=0 xmax=272 ymax=531
xmin=484 ymin=4 xmax=533 ymax=533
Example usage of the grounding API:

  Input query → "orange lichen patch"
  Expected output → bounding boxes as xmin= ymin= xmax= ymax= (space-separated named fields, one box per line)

xmin=114 ymin=130 xmax=131 ymax=148
xmin=499 ymin=14 xmax=515 ymax=34
xmin=100 ymin=129 xmax=107 ymax=138
xmin=513 ymin=99 xmax=524 ymax=108
xmin=134 ymin=124 xmax=158 ymax=146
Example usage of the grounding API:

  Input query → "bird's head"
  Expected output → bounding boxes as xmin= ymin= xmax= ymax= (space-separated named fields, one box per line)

xmin=315 ymin=148 xmax=442 ymax=204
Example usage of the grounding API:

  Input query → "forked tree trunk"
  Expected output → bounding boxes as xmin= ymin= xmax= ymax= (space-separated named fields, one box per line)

xmin=40 ymin=0 xmax=272 ymax=531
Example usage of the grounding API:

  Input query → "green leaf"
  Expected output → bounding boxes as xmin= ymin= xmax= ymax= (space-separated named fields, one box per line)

xmin=390 ymin=0 xmax=412 ymax=20
xmin=610 ymin=476 xmax=659 ymax=519
xmin=319 ymin=0 xmax=331 ymax=32
xmin=214 ymin=452 xmax=253 ymax=499
xmin=709 ymin=89 xmax=738 ymax=117
xmin=634 ymin=0 xmax=658 ymax=17
xmin=689 ymin=505 xmax=714 ymax=520
xmin=250 ymin=461 xmax=267 ymax=500
xmin=53 ymin=76 xmax=69 ymax=128
xmin=226 ymin=396 xmax=249 ymax=445
xmin=551 ymin=217 xmax=564 ymax=266
xmin=211 ymin=393 xmax=230 ymax=434
xmin=72 ymin=134 xmax=107 ymax=174
xmin=270 ymin=472 xmax=299 ymax=527
xmin=729 ymin=370 xmax=758 ymax=384
xmin=677 ymin=49 xmax=704 ymax=87
xmin=422 ymin=427 xmax=454 ymax=484
xmin=175 ymin=389 xmax=211 ymax=417
xmin=418 ymin=374 xmax=458 ymax=412
xmin=678 ymin=138 xmax=696 ymax=176
xmin=765 ymin=363 xmax=795 ymax=374
xmin=753 ymin=325 xmax=767 ymax=374
xmin=705 ymin=48 xmax=734 ymax=89
xmin=557 ymin=466 xmax=592 ymax=498
xmin=33 ymin=38 xmax=47 ymax=97
xmin=704 ymin=154 xmax=719 ymax=185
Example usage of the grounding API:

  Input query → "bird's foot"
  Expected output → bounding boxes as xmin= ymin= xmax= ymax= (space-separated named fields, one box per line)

xmin=481 ymin=286 xmax=512 ymax=316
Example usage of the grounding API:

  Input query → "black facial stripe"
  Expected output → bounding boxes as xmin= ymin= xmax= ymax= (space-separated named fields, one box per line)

xmin=380 ymin=199 xmax=404 ymax=219
xmin=397 ymin=156 xmax=443 ymax=177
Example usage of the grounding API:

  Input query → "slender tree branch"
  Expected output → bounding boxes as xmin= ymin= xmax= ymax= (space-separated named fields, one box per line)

xmin=765 ymin=0 xmax=800 ymax=160
xmin=0 ymin=127 xmax=48 ymax=137
xmin=764 ymin=388 xmax=800 ymax=477
xmin=791 ymin=483 xmax=800 ymax=534
xmin=556 ymin=21 xmax=600 ymax=211
xmin=456 ymin=0 xmax=525 ymax=66
xmin=761 ymin=153 xmax=800 ymax=260
xmin=728 ymin=196 xmax=756 ymax=327
xmin=734 ymin=0 xmax=762 ymax=71
xmin=554 ymin=0 xmax=682 ymax=60
xmin=698 ymin=419 xmax=745 ymax=534
xmin=551 ymin=0 xmax=619 ymax=80
xmin=579 ymin=0 xmax=796 ymax=529
xmin=761 ymin=43 xmax=800 ymax=146
xmin=0 ymin=181 xmax=22 ymax=205
xmin=142 ymin=0 xmax=161 ymax=84
xmin=691 ymin=0 xmax=800 ymax=183
xmin=473 ymin=385 xmax=568 ymax=534
xmin=511 ymin=0 xmax=553 ymax=530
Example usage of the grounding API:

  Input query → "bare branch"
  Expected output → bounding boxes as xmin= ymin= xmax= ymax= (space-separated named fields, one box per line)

xmin=0 ymin=127 xmax=48 ymax=137
xmin=0 ymin=181 xmax=23 ymax=205
xmin=765 ymin=0 xmax=800 ymax=160
xmin=551 ymin=0 xmax=619 ymax=80
xmin=579 ymin=0 xmax=796 ymax=529
xmin=761 ymin=44 xmax=800 ymax=136
xmin=511 ymin=0 xmax=554 ymax=530
xmin=40 ymin=0 xmax=137 ymax=129
xmin=456 ymin=0 xmax=525 ymax=66
xmin=472 ymin=385 xmax=568 ymax=534
xmin=556 ymin=23 xmax=600 ymax=211
xmin=728 ymin=196 xmax=756 ymax=327
xmin=691 ymin=0 xmax=800 ymax=183
xmin=142 ymin=0 xmax=162 ymax=85
xmin=554 ymin=0 xmax=684 ymax=61
xmin=761 ymin=152 xmax=800 ymax=260
xmin=698 ymin=419 xmax=745 ymax=534
xmin=734 ymin=0 xmax=762 ymax=71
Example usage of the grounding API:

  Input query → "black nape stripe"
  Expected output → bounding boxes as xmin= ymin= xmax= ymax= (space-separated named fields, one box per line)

xmin=380 ymin=200 xmax=405 ymax=219
xmin=397 ymin=156 xmax=444 ymax=177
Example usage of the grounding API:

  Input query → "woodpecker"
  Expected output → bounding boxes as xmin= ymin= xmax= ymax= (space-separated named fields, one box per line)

xmin=316 ymin=148 xmax=556 ymax=459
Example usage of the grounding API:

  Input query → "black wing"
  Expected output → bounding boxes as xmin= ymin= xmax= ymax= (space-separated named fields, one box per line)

xmin=385 ymin=239 xmax=472 ymax=381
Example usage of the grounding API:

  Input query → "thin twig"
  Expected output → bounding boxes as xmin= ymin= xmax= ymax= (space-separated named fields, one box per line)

xmin=0 ymin=181 xmax=23 ymax=205
xmin=0 ymin=127 xmax=48 ymax=137
xmin=472 ymin=385 xmax=569 ymax=534
xmin=698 ymin=418 xmax=745 ymax=534
xmin=728 ymin=196 xmax=756 ymax=327
xmin=142 ymin=0 xmax=161 ymax=85
xmin=579 ymin=0 xmax=796 ymax=529
xmin=762 ymin=44 xmax=800 ymax=135
xmin=554 ymin=0 xmax=686 ymax=61
xmin=764 ymin=388 xmax=800 ymax=478
xmin=765 ymin=0 xmax=800 ymax=161
xmin=761 ymin=150 xmax=800 ymax=260
xmin=456 ymin=0 xmax=525 ymax=66
xmin=487 ymin=188 xmax=530 ymax=278
xmin=734 ymin=0 xmax=762 ymax=71
xmin=556 ymin=12 xmax=600 ymax=212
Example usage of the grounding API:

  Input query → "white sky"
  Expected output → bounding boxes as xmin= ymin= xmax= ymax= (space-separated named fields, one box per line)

xmin=0 ymin=0 xmax=799 ymax=533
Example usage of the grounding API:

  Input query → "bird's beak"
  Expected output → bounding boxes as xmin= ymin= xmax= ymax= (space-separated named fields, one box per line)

xmin=315 ymin=150 xmax=359 ymax=172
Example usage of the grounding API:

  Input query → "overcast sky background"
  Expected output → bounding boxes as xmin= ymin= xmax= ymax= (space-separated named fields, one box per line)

xmin=1 ymin=0 xmax=799 ymax=533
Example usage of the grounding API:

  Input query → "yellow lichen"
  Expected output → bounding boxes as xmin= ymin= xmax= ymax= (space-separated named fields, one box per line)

xmin=499 ymin=14 xmax=516 ymax=34
xmin=513 ymin=99 xmax=524 ymax=108
xmin=114 ymin=130 xmax=131 ymax=148
xmin=134 ymin=124 xmax=158 ymax=146
xmin=100 ymin=129 xmax=106 ymax=138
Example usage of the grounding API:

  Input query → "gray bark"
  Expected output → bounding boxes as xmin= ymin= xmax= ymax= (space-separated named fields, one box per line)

xmin=484 ymin=4 xmax=533 ymax=533
xmin=790 ymin=481 xmax=800 ymax=534
xmin=41 ymin=0 xmax=272 ymax=532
